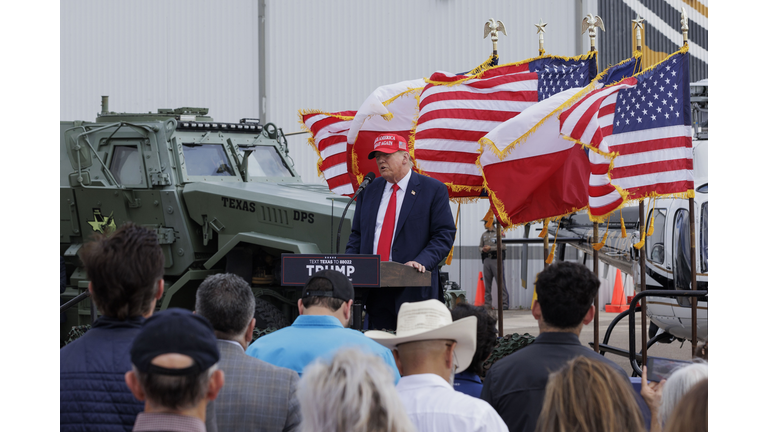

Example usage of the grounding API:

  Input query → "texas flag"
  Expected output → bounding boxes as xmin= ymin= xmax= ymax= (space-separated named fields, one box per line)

xmin=412 ymin=52 xmax=598 ymax=197
xmin=479 ymin=54 xmax=641 ymax=226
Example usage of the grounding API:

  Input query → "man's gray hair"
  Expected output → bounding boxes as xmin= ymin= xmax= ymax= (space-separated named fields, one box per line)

xmin=195 ymin=273 xmax=255 ymax=340
xmin=298 ymin=348 xmax=415 ymax=432
xmin=134 ymin=364 xmax=218 ymax=412
xmin=660 ymin=361 xmax=708 ymax=424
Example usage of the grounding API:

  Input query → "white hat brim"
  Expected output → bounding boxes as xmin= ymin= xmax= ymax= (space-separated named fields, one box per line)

xmin=365 ymin=316 xmax=477 ymax=373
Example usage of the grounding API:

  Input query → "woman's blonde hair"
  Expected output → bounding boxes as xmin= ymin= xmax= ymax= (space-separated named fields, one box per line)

xmin=535 ymin=356 xmax=645 ymax=432
xmin=298 ymin=348 xmax=415 ymax=432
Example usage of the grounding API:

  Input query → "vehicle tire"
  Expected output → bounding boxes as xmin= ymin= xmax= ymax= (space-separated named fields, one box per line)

xmin=254 ymin=297 xmax=290 ymax=330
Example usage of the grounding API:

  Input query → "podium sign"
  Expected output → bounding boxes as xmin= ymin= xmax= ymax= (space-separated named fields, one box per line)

xmin=281 ymin=254 xmax=380 ymax=287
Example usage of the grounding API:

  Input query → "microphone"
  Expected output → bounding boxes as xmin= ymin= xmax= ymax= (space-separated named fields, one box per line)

xmin=357 ymin=172 xmax=376 ymax=191
xmin=336 ymin=172 xmax=376 ymax=253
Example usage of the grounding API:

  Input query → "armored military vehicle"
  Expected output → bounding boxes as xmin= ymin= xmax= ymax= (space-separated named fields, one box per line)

xmin=60 ymin=98 xmax=355 ymax=343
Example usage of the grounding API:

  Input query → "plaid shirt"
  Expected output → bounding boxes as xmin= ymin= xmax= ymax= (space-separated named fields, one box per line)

xmin=132 ymin=412 xmax=206 ymax=432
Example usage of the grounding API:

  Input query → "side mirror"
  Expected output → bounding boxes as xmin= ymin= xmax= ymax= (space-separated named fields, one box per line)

xmin=650 ymin=244 xmax=664 ymax=263
xmin=66 ymin=131 xmax=93 ymax=170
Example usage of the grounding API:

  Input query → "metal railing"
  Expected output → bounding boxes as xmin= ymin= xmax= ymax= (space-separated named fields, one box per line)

xmin=627 ymin=289 xmax=708 ymax=376
xmin=60 ymin=290 xmax=97 ymax=323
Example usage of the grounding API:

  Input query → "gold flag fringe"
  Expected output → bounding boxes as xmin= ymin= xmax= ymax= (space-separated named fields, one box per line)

xmin=539 ymin=219 xmax=549 ymax=238
xmin=633 ymin=229 xmax=646 ymax=250
xmin=381 ymin=87 xmax=424 ymax=107
xmin=647 ymin=197 xmax=657 ymax=236
xmin=592 ymin=214 xmax=610 ymax=251
xmin=477 ymin=52 xmax=641 ymax=164
xmin=379 ymin=87 xmax=424 ymax=122
xmin=467 ymin=54 xmax=499 ymax=76
xmin=298 ymin=109 xmax=356 ymax=180
xmin=545 ymin=219 xmax=561 ymax=264
xmin=620 ymin=208 xmax=627 ymax=238
xmin=483 ymin=173 xmax=585 ymax=230
xmin=449 ymin=196 xmax=483 ymax=204
xmin=408 ymin=91 xmax=424 ymax=173
xmin=425 ymin=51 xmax=597 ymax=87
xmin=483 ymin=205 xmax=495 ymax=230
xmin=445 ymin=203 xmax=461 ymax=265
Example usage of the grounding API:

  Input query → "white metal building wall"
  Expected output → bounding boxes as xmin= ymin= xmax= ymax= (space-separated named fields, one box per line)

xmin=60 ymin=0 xmax=633 ymax=309
xmin=263 ymin=0 xmax=625 ymax=308
xmin=60 ymin=0 xmax=261 ymax=123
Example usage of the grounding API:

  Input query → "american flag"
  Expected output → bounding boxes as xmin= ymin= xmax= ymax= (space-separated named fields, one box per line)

xmin=412 ymin=52 xmax=597 ymax=196
xmin=479 ymin=55 xmax=641 ymax=227
xmin=560 ymin=48 xmax=693 ymax=217
xmin=299 ymin=110 xmax=356 ymax=196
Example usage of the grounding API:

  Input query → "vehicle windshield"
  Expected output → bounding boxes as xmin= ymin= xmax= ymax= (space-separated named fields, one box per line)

xmin=673 ymin=209 xmax=691 ymax=290
xmin=646 ymin=209 xmax=667 ymax=264
xmin=239 ymin=146 xmax=294 ymax=178
xmin=182 ymin=144 xmax=236 ymax=177
xmin=110 ymin=145 xmax=143 ymax=185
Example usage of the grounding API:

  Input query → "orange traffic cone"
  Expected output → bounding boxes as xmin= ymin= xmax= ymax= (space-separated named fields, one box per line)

xmin=606 ymin=268 xmax=630 ymax=312
xmin=474 ymin=272 xmax=485 ymax=306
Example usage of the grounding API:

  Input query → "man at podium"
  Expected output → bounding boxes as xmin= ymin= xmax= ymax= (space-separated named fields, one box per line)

xmin=346 ymin=133 xmax=455 ymax=330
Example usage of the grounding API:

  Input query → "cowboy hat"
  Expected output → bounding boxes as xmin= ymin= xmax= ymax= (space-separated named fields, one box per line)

xmin=365 ymin=299 xmax=477 ymax=373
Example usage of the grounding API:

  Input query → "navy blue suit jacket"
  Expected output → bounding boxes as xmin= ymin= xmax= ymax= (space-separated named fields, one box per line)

xmin=345 ymin=171 xmax=455 ymax=299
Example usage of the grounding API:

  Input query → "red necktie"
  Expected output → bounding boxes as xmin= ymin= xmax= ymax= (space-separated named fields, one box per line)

xmin=377 ymin=184 xmax=399 ymax=261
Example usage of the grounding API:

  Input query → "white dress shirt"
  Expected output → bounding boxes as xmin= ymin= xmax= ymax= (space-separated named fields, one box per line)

xmin=373 ymin=169 xmax=412 ymax=258
xmin=396 ymin=373 xmax=509 ymax=432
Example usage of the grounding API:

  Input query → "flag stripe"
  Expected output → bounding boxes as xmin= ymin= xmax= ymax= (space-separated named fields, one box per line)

xmin=589 ymin=183 xmax=619 ymax=197
xmin=316 ymin=134 xmax=348 ymax=152
xmin=416 ymin=160 xmax=482 ymax=176
xmin=622 ymin=181 xmax=694 ymax=198
xmin=426 ymin=171 xmax=485 ymax=186
xmin=300 ymin=111 xmax=356 ymax=196
xmin=415 ymin=138 xmax=481 ymax=152
xmin=611 ymin=158 xmax=693 ymax=178
xmin=420 ymin=90 xmax=539 ymax=108
xmin=319 ymin=153 xmax=348 ymax=171
xmin=417 ymin=55 xmax=597 ymax=195
xmin=416 ymin=127 xmax=491 ymax=142
xmin=415 ymin=149 xmax=481 ymax=164
xmin=560 ymin=50 xmax=692 ymax=206
xmin=417 ymin=108 xmax=523 ymax=124
xmin=320 ymin=142 xmax=347 ymax=160
xmin=590 ymin=197 xmax=625 ymax=217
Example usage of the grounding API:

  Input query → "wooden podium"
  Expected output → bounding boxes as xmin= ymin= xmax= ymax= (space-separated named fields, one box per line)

xmin=378 ymin=261 xmax=431 ymax=287
xmin=351 ymin=261 xmax=431 ymax=330
xmin=280 ymin=254 xmax=430 ymax=330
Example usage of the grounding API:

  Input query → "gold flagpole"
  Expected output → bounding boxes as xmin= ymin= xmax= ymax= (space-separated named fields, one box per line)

xmin=680 ymin=6 xmax=699 ymax=358
xmin=632 ymin=14 xmax=650 ymax=369
xmin=484 ymin=18 xmax=507 ymax=59
xmin=536 ymin=19 xmax=547 ymax=56
xmin=485 ymin=18 xmax=507 ymax=334
xmin=583 ymin=12 xmax=604 ymax=353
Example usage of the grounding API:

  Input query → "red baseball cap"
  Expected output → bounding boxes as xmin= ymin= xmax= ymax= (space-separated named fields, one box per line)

xmin=368 ymin=134 xmax=408 ymax=159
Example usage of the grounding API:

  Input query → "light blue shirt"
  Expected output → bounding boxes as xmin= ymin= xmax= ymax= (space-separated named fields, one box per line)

xmin=245 ymin=315 xmax=400 ymax=383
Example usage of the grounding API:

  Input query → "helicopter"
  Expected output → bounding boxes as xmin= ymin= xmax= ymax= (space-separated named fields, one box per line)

xmin=547 ymin=79 xmax=708 ymax=344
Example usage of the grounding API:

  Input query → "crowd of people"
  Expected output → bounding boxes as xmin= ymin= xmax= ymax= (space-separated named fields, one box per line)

xmin=60 ymin=222 xmax=708 ymax=432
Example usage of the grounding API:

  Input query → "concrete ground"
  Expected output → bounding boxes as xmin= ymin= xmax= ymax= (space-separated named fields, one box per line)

xmin=493 ymin=308 xmax=697 ymax=377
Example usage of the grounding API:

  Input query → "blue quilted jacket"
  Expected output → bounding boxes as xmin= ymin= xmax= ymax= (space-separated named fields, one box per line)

xmin=60 ymin=316 xmax=145 ymax=432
